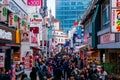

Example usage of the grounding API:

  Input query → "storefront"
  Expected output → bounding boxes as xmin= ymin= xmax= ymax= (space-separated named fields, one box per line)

xmin=0 ymin=25 xmax=20 ymax=70
xmin=86 ymin=49 xmax=100 ymax=64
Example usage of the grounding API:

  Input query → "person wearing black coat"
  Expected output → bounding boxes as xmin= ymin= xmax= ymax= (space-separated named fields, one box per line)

xmin=30 ymin=67 xmax=37 ymax=80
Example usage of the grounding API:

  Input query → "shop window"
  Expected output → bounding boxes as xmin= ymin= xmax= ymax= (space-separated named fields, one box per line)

xmin=109 ymin=53 xmax=117 ymax=63
xmin=101 ymin=0 xmax=110 ymax=29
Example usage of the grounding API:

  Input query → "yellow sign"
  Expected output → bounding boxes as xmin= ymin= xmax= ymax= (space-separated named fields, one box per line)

xmin=16 ymin=30 xmax=20 ymax=43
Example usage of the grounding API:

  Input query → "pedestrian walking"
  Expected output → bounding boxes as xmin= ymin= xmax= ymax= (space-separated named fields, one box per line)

xmin=0 ymin=68 xmax=11 ymax=80
xmin=21 ymin=73 xmax=30 ymax=80
xmin=30 ymin=67 xmax=37 ymax=80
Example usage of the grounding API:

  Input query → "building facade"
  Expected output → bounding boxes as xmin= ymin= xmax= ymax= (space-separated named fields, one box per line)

xmin=80 ymin=0 xmax=120 ymax=75
xmin=55 ymin=0 xmax=91 ymax=33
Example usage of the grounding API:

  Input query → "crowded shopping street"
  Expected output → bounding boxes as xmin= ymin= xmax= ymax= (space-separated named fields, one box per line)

xmin=0 ymin=0 xmax=120 ymax=80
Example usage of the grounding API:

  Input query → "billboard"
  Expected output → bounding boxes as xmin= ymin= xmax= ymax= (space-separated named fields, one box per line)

xmin=27 ymin=0 xmax=42 ymax=6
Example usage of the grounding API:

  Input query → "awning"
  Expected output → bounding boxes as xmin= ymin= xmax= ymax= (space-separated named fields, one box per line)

xmin=30 ymin=46 xmax=42 ymax=50
xmin=87 ymin=50 xmax=95 ymax=54
xmin=0 ymin=44 xmax=20 ymax=47
xmin=75 ymin=45 xmax=87 ymax=49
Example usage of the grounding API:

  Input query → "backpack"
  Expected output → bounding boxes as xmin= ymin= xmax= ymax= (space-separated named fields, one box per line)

xmin=38 ymin=65 xmax=47 ymax=77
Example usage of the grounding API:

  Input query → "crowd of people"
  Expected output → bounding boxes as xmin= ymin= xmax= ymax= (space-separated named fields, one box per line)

xmin=0 ymin=68 xmax=12 ymax=80
xmin=25 ymin=52 xmax=113 ymax=80
xmin=0 ymin=52 xmax=113 ymax=80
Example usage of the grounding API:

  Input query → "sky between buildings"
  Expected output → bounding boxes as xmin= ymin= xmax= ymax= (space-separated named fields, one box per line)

xmin=47 ymin=0 xmax=55 ymax=17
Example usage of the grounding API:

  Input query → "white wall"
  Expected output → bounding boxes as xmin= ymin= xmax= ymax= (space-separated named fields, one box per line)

xmin=54 ymin=22 xmax=60 ymax=30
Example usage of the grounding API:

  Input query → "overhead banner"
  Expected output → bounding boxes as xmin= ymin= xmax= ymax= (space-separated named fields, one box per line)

xmin=27 ymin=0 xmax=42 ymax=6
xmin=111 ymin=0 xmax=120 ymax=32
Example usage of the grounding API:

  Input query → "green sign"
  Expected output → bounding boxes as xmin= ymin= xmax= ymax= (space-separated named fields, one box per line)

xmin=22 ymin=20 xmax=25 ymax=26
xmin=33 ymin=15 xmax=38 ymax=18
xmin=28 ymin=24 xmax=30 ymax=30
xmin=14 ymin=15 xmax=18 ymax=22
xmin=2 ymin=7 xmax=7 ymax=16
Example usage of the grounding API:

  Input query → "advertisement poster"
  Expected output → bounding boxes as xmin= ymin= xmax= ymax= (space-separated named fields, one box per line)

xmin=0 ymin=53 xmax=5 ymax=68
xmin=30 ymin=31 xmax=38 ymax=44
xmin=21 ymin=31 xmax=29 ymax=42
xmin=111 ymin=9 xmax=120 ymax=32
xmin=22 ymin=51 xmax=33 ymax=70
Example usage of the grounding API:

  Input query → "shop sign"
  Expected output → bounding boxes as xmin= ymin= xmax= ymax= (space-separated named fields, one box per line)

xmin=112 ymin=0 xmax=120 ymax=7
xmin=0 ymin=29 xmax=12 ymax=40
xmin=9 ymin=13 xmax=18 ymax=27
xmin=84 ymin=34 xmax=90 ymax=44
xmin=111 ymin=0 xmax=120 ymax=32
xmin=100 ymin=33 xmax=115 ymax=44
xmin=7 ymin=0 xmax=27 ymax=19
xmin=0 ymin=53 xmax=5 ymax=68
xmin=16 ymin=30 xmax=20 ymax=44
xmin=111 ymin=9 xmax=120 ymax=32
xmin=27 ymin=0 xmax=42 ymax=6
xmin=29 ymin=13 xmax=42 ymax=24
xmin=0 ymin=6 xmax=7 ymax=22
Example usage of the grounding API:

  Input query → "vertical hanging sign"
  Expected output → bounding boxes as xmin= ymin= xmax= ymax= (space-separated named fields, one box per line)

xmin=0 ymin=6 xmax=7 ymax=22
xmin=9 ymin=13 xmax=18 ymax=28
xmin=111 ymin=0 xmax=120 ymax=32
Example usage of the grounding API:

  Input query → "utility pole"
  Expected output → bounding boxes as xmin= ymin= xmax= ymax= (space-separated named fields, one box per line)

xmin=39 ymin=0 xmax=48 ymax=54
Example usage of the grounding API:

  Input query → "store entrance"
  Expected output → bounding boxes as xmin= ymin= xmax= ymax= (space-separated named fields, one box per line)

xmin=5 ymin=48 xmax=12 ymax=70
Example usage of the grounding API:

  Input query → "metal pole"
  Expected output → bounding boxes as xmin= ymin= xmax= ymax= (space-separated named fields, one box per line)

xmin=42 ymin=17 xmax=44 ymax=52
xmin=46 ymin=27 xmax=48 ymax=54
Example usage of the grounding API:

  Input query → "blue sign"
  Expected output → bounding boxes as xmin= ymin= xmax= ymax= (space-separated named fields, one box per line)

xmin=77 ymin=26 xmax=82 ymax=38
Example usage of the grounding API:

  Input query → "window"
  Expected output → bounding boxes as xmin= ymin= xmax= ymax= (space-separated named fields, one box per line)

xmin=102 ymin=0 xmax=110 ymax=29
xmin=71 ymin=2 xmax=76 ymax=5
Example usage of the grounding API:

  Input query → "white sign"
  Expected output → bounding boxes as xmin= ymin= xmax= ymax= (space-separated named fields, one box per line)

xmin=0 ymin=29 xmax=12 ymax=40
xmin=28 ymin=13 xmax=42 ymax=24
xmin=0 ymin=53 xmax=5 ymax=68
xmin=0 ymin=6 xmax=7 ymax=22
xmin=7 ymin=0 xmax=27 ymax=19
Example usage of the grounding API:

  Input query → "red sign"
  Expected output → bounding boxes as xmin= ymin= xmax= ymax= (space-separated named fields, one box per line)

xmin=27 ymin=0 xmax=42 ymax=6
xmin=116 ymin=0 xmax=120 ymax=7
xmin=30 ymin=27 xmax=39 ymax=34
xmin=100 ymin=33 xmax=115 ymax=44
